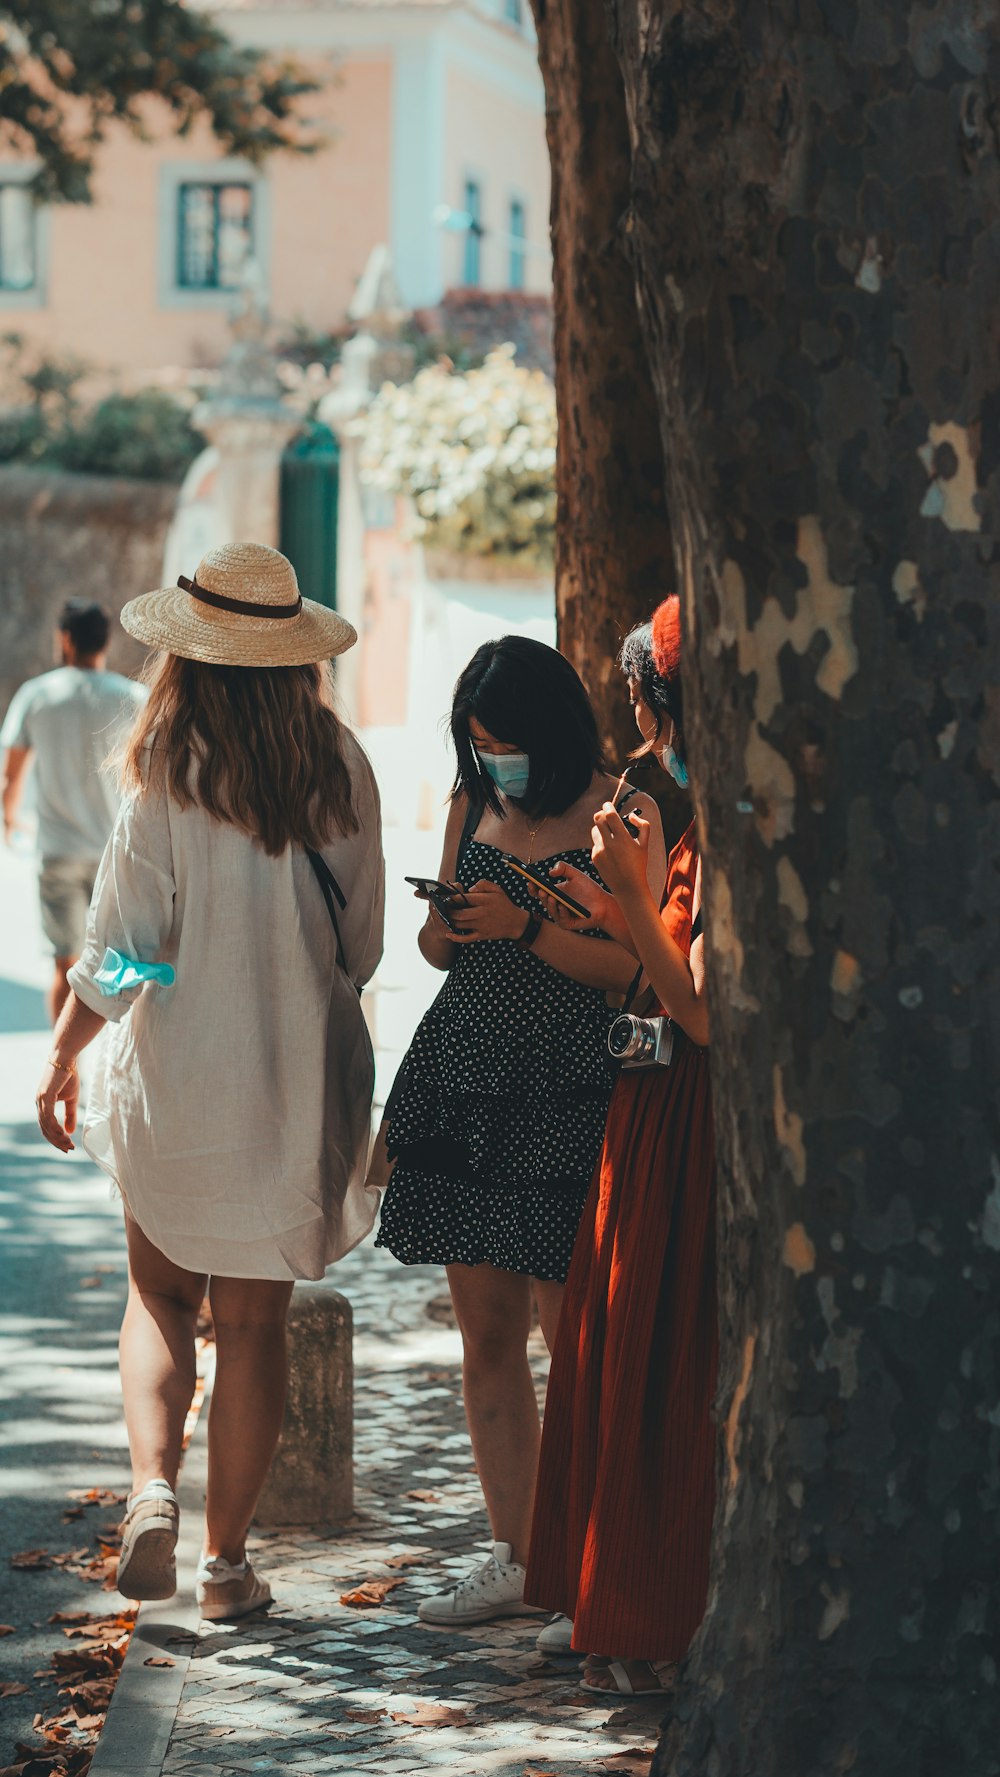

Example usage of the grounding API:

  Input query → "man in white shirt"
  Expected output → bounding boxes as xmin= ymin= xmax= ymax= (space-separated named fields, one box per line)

xmin=1 ymin=601 xmax=147 ymax=1022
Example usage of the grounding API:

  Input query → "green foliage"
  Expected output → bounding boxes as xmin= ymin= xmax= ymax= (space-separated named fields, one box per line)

xmin=46 ymin=390 xmax=204 ymax=481
xmin=0 ymin=0 xmax=320 ymax=201
xmin=275 ymin=321 xmax=346 ymax=373
xmin=0 ymin=338 xmax=204 ymax=481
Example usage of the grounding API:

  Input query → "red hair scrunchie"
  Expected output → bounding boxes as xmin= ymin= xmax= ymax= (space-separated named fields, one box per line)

xmin=651 ymin=594 xmax=682 ymax=681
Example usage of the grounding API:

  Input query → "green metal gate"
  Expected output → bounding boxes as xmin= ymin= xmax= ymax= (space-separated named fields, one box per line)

xmin=279 ymin=423 xmax=340 ymax=610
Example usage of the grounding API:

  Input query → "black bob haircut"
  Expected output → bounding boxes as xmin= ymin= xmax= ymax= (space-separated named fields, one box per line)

xmin=618 ymin=620 xmax=684 ymax=759
xmin=450 ymin=635 xmax=605 ymax=817
xmin=59 ymin=599 xmax=111 ymax=658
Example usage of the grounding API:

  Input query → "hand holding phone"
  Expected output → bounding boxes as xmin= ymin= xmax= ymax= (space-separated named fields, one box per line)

xmin=502 ymin=855 xmax=591 ymax=920
xmin=405 ymin=875 xmax=467 ymax=935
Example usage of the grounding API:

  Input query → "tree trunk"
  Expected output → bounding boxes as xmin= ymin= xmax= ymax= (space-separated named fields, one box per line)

xmin=528 ymin=0 xmax=674 ymax=767
xmin=600 ymin=4 xmax=1000 ymax=1771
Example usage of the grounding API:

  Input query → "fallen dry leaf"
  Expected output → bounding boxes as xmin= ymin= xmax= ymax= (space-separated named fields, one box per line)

xmin=48 ymin=1549 xmax=91 ymax=1569
xmin=63 ymin=1679 xmax=115 ymax=1713
xmin=65 ymin=1489 xmax=125 ymax=1509
xmin=142 ymin=1657 xmax=175 ymax=1669
xmin=385 ymin=1551 xmax=429 ymax=1570
xmin=524 ymin=1768 xmax=559 ymax=1776
xmin=10 ymin=1733 xmax=94 ymax=1775
xmin=390 ymin=1703 xmax=471 ymax=1727
xmin=600 ymin=1752 xmax=655 ymax=1773
xmin=0 ymin=1627 xmax=14 ymax=1637
xmin=0 ymin=1683 xmax=29 ymax=1697
xmin=405 ymin=1489 xmax=439 ymax=1503
xmin=344 ymin=1707 xmax=386 ymax=1723
xmin=10 ymin=1551 xmax=52 ymax=1571
xmin=79 ymin=1276 xmax=103 ymax=1289
xmin=339 ymin=1578 xmax=407 ymax=1609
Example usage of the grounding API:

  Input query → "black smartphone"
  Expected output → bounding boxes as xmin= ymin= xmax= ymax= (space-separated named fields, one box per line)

xmin=404 ymin=876 xmax=466 ymax=935
xmin=405 ymin=875 xmax=454 ymax=898
xmin=613 ymin=789 xmax=643 ymax=842
xmin=502 ymin=854 xmax=591 ymax=920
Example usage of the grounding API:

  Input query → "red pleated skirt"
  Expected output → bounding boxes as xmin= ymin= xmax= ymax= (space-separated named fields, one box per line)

xmin=525 ymin=1041 xmax=717 ymax=1660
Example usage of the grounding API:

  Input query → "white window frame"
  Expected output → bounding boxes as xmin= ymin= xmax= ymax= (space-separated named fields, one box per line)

xmin=507 ymin=192 xmax=527 ymax=291
xmin=159 ymin=159 xmax=269 ymax=310
xmin=0 ymin=162 xmax=48 ymax=310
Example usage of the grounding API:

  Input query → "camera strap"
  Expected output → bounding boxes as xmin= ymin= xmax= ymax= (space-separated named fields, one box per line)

xmin=622 ymin=963 xmax=644 ymax=1016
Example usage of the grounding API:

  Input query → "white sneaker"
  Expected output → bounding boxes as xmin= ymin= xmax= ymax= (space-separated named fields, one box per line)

xmin=417 ymin=1542 xmax=540 ymax=1626
xmin=536 ymin=1613 xmax=576 ymax=1656
xmin=116 ymin=1479 xmax=179 ymax=1602
xmin=196 ymin=1553 xmax=272 ymax=1622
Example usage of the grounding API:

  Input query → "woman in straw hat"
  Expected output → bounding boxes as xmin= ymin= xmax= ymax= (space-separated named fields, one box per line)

xmin=34 ymin=543 xmax=384 ymax=1621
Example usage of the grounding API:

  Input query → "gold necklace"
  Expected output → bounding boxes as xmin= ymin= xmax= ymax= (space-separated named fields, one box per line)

xmin=526 ymin=815 xmax=546 ymax=863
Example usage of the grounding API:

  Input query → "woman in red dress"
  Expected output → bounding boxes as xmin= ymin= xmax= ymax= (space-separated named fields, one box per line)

xmin=524 ymin=596 xmax=717 ymax=1697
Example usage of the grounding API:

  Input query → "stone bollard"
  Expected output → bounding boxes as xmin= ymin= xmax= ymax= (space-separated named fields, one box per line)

xmin=255 ymin=1286 xmax=353 ymax=1528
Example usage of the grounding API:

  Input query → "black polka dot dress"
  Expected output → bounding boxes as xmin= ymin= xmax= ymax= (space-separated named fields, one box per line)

xmin=376 ymin=836 xmax=618 ymax=1283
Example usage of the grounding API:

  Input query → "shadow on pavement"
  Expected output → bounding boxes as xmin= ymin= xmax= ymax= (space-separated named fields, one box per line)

xmin=0 ymin=973 xmax=48 ymax=1033
xmin=0 ymin=1116 xmax=130 ymax=1760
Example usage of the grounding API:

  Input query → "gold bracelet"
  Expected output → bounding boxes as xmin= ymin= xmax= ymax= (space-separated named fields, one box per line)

xmin=47 ymin=1054 xmax=78 ymax=1075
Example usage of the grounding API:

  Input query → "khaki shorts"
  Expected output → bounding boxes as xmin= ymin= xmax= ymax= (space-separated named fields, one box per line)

xmin=38 ymin=856 xmax=100 ymax=960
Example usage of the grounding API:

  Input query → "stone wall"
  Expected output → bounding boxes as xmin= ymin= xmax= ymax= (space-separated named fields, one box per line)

xmin=0 ymin=467 xmax=177 ymax=722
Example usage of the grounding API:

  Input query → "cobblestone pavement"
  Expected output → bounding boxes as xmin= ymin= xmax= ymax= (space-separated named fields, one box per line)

xmin=159 ymin=1241 xmax=660 ymax=1777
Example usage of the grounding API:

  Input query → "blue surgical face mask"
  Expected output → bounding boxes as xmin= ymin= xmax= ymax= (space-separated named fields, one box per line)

xmin=475 ymin=746 xmax=531 ymax=801
xmin=662 ymin=742 xmax=689 ymax=789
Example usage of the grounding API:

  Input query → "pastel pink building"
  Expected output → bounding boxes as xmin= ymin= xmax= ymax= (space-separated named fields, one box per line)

xmin=0 ymin=0 xmax=550 ymax=376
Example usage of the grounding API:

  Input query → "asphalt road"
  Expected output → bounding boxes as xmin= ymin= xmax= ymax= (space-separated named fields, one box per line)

xmin=0 ymin=842 xmax=132 ymax=1759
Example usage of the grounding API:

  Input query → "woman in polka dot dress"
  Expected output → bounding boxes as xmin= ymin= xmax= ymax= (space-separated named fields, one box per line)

xmin=377 ymin=636 xmax=665 ymax=1625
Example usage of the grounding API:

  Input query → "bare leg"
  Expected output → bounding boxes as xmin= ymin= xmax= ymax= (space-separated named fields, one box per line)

xmin=120 ymin=1214 xmax=206 ymax=1494
xmin=203 ymin=1276 xmax=294 ymax=1566
xmin=49 ymin=957 xmax=75 ymax=1027
xmin=447 ymin=1263 xmax=541 ymax=1564
xmin=533 ymin=1278 xmax=565 ymax=1357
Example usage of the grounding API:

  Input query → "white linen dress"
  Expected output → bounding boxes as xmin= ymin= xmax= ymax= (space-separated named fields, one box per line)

xmin=67 ymin=733 xmax=385 ymax=1280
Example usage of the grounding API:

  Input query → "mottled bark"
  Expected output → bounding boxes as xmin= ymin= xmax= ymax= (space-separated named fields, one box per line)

xmin=528 ymin=0 xmax=674 ymax=765
xmin=598 ymin=4 xmax=1000 ymax=1772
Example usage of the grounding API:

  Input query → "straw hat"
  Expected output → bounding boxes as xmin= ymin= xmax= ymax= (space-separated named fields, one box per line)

xmin=120 ymin=542 xmax=356 ymax=667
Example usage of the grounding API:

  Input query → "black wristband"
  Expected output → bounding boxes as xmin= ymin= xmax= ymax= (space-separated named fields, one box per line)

xmin=516 ymin=909 xmax=543 ymax=950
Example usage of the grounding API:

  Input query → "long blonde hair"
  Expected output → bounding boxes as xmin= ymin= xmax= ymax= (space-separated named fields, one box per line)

xmin=122 ymin=655 xmax=358 ymax=856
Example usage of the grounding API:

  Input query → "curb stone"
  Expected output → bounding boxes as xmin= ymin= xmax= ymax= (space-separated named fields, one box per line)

xmin=88 ymin=1353 xmax=215 ymax=1777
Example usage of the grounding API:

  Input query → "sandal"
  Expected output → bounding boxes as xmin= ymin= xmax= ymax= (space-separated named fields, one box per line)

xmin=581 ymin=1656 xmax=678 ymax=1697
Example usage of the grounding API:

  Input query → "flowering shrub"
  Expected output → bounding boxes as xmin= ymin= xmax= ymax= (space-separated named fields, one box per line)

xmin=357 ymin=346 xmax=555 ymax=567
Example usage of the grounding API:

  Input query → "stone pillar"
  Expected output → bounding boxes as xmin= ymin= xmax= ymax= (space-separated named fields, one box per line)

xmin=192 ymin=267 xmax=299 ymax=551
xmin=255 ymin=1287 xmax=353 ymax=1529
xmin=319 ymin=245 xmax=415 ymax=723
xmin=194 ymin=412 xmax=298 ymax=549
